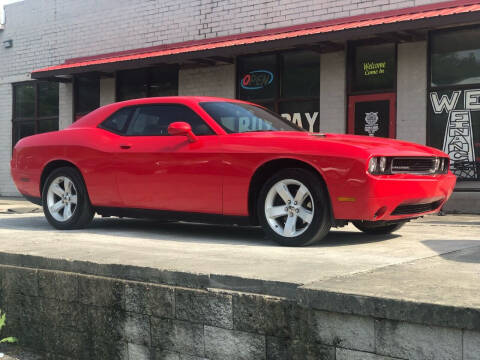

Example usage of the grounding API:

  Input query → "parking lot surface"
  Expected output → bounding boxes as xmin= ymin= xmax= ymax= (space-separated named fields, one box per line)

xmin=0 ymin=201 xmax=479 ymax=310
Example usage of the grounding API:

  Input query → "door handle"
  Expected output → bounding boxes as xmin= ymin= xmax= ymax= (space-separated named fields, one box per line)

xmin=120 ymin=144 xmax=131 ymax=149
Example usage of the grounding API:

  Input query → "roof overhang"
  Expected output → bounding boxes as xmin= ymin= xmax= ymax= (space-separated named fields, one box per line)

xmin=31 ymin=0 xmax=480 ymax=79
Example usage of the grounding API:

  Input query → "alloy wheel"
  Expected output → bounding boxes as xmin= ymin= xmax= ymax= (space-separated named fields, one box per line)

xmin=46 ymin=176 xmax=78 ymax=222
xmin=264 ymin=179 xmax=314 ymax=237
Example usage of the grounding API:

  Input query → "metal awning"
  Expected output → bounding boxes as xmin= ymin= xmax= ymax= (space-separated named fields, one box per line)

xmin=31 ymin=0 xmax=480 ymax=79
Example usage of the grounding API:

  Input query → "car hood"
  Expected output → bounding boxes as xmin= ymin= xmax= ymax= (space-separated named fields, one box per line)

xmin=230 ymin=132 xmax=447 ymax=157
xmin=318 ymin=133 xmax=446 ymax=157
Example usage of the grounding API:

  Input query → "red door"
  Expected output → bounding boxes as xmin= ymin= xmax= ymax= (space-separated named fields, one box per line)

xmin=115 ymin=135 xmax=223 ymax=213
xmin=348 ymin=93 xmax=396 ymax=138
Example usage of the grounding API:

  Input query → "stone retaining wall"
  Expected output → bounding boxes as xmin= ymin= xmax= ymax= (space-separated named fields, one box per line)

xmin=1 ymin=264 xmax=478 ymax=360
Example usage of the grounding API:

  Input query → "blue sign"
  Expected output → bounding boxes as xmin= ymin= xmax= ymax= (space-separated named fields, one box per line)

xmin=240 ymin=70 xmax=274 ymax=90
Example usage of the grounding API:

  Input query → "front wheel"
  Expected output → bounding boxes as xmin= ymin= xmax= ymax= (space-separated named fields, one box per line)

xmin=42 ymin=167 xmax=94 ymax=230
xmin=353 ymin=221 xmax=405 ymax=234
xmin=258 ymin=168 xmax=331 ymax=247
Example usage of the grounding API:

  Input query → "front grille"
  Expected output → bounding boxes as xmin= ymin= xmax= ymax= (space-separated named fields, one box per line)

xmin=391 ymin=200 xmax=443 ymax=215
xmin=391 ymin=157 xmax=439 ymax=174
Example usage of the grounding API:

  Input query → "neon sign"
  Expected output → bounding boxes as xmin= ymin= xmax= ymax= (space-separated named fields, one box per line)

xmin=240 ymin=70 xmax=274 ymax=90
xmin=363 ymin=61 xmax=387 ymax=76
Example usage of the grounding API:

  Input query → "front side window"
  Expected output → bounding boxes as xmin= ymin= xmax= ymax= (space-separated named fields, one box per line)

xmin=100 ymin=107 xmax=134 ymax=134
xmin=13 ymin=82 xmax=59 ymax=146
xmin=125 ymin=105 xmax=213 ymax=136
xmin=200 ymin=102 xmax=304 ymax=133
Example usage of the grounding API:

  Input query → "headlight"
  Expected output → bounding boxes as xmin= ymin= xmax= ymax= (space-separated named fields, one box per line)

xmin=368 ymin=156 xmax=390 ymax=175
xmin=368 ymin=158 xmax=378 ymax=174
xmin=434 ymin=157 xmax=440 ymax=172
xmin=379 ymin=157 xmax=387 ymax=173
xmin=444 ymin=158 xmax=450 ymax=172
xmin=441 ymin=158 xmax=450 ymax=173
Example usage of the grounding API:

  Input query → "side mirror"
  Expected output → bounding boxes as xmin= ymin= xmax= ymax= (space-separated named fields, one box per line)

xmin=168 ymin=122 xmax=197 ymax=143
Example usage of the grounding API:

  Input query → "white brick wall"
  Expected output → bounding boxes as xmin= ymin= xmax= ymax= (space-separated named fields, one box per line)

xmin=179 ymin=65 xmax=235 ymax=99
xmin=320 ymin=51 xmax=347 ymax=134
xmin=100 ymin=78 xmax=116 ymax=107
xmin=0 ymin=83 xmax=16 ymax=196
xmin=59 ymin=82 xmax=73 ymax=130
xmin=396 ymin=41 xmax=427 ymax=145
xmin=0 ymin=0 xmax=451 ymax=81
xmin=0 ymin=0 xmax=453 ymax=195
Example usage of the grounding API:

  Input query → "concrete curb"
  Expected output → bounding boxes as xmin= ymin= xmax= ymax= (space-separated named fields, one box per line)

xmin=0 ymin=251 xmax=479 ymax=333
xmin=297 ymin=287 xmax=480 ymax=332
xmin=0 ymin=252 xmax=298 ymax=298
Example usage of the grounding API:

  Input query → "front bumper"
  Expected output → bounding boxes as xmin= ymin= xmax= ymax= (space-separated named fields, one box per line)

xmin=332 ymin=173 xmax=457 ymax=221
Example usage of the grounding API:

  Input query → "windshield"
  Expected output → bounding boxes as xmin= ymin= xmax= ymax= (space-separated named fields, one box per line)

xmin=199 ymin=101 xmax=305 ymax=134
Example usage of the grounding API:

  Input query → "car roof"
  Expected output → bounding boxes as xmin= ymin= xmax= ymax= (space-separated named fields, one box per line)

xmin=68 ymin=96 xmax=253 ymax=130
xmin=112 ymin=96 xmax=248 ymax=106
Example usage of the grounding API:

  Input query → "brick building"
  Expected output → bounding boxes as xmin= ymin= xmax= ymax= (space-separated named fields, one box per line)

xmin=0 ymin=0 xmax=479 ymax=211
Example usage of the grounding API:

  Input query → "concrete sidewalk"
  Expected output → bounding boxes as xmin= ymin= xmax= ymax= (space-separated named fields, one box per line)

xmin=0 ymin=197 xmax=41 ymax=214
xmin=0 ymin=207 xmax=479 ymax=359
xmin=0 ymin=210 xmax=479 ymax=319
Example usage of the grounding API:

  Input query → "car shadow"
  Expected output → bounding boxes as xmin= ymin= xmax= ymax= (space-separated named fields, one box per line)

xmin=87 ymin=217 xmax=398 ymax=247
xmin=0 ymin=214 xmax=399 ymax=247
xmin=422 ymin=239 xmax=480 ymax=263
xmin=418 ymin=219 xmax=480 ymax=226
xmin=319 ymin=231 xmax=400 ymax=246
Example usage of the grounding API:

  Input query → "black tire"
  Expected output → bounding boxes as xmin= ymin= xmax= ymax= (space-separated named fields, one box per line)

xmin=353 ymin=221 xmax=405 ymax=234
xmin=258 ymin=168 xmax=331 ymax=247
xmin=42 ymin=167 xmax=94 ymax=230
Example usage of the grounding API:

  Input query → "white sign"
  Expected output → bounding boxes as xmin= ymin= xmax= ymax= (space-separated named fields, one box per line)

xmin=430 ymin=90 xmax=477 ymax=179
xmin=364 ymin=112 xmax=379 ymax=136
xmin=281 ymin=112 xmax=319 ymax=132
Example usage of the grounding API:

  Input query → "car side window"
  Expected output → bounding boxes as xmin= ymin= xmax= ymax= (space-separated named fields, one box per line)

xmin=125 ymin=104 xmax=214 ymax=136
xmin=100 ymin=107 xmax=134 ymax=134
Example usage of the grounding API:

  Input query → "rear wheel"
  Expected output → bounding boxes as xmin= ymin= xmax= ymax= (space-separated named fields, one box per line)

xmin=353 ymin=221 xmax=405 ymax=234
xmin=42 ymin=167 xmax=94 ymax=230
xmin=258 ymin=168 xmax=331 ymax=247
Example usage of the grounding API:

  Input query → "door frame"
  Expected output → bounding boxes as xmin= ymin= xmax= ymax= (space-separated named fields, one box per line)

xmin=347 ymin=92 xmax=397 ymax=138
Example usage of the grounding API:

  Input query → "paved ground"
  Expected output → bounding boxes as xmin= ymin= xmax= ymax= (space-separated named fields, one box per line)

xmin=0 ymin=197 xmax=479 ymax=312
xmin=0 ymin=345 xmax=40 ymax=360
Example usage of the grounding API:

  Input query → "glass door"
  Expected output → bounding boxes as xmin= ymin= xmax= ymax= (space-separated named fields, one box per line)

xmin=347 ymin=42 xmax=397 ymax=138
xmin=348 ymin=93 xmax=396 ymax=138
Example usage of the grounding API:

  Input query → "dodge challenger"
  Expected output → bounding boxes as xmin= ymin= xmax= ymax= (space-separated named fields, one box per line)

xmin=11 ymin=97 xmax=456 ymax=246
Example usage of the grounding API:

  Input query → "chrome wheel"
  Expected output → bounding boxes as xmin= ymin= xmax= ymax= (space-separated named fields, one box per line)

xmin=264 ymin=179 xmax=314 ymax=238
xmin=46 ymin=176 xmax=78 ymax=222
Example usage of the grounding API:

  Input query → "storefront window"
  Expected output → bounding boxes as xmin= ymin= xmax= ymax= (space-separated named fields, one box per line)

xmin=428 ymin=27 xmax=480 ymax=182
xmin=238 ymin=54 xmax=277 ymax=102
xmin=117 ymin=66 xmax=178 ymax=101
xmin=431 ymin=28 xmax=480 ymax=87
xmin=14 ymin=83 xmax=35 ymax=118
xmin=74 ymin=76 xmax=100 ymax=120
xmin=281 ymin=51 xmax=319 ymax=98
xmin=237 ymin=51 xmax=320 ymax=132
xmin=149 ymin=67 xmax=180 ymax=97
xmin=12 ymin=82 xmax=59 ymax=146
xmin=350 ymin=43 xmax=396 ymax=93
xmin=278 ymin=100 xmax=319 ymax=132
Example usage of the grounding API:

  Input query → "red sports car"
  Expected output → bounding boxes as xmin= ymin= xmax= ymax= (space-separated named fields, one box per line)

xmin=11 ymin=97 xmax=456 ymax=246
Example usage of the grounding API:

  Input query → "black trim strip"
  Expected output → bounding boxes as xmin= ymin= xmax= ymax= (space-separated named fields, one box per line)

xmin=94 ymin=206 xmax=252 ymax=226
xmin=454 ymin=188 xmax=480 ymax=193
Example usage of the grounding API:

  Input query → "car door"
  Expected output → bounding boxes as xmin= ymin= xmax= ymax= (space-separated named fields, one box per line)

xmin=114 ymin=104 xmax=223 ymax=214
